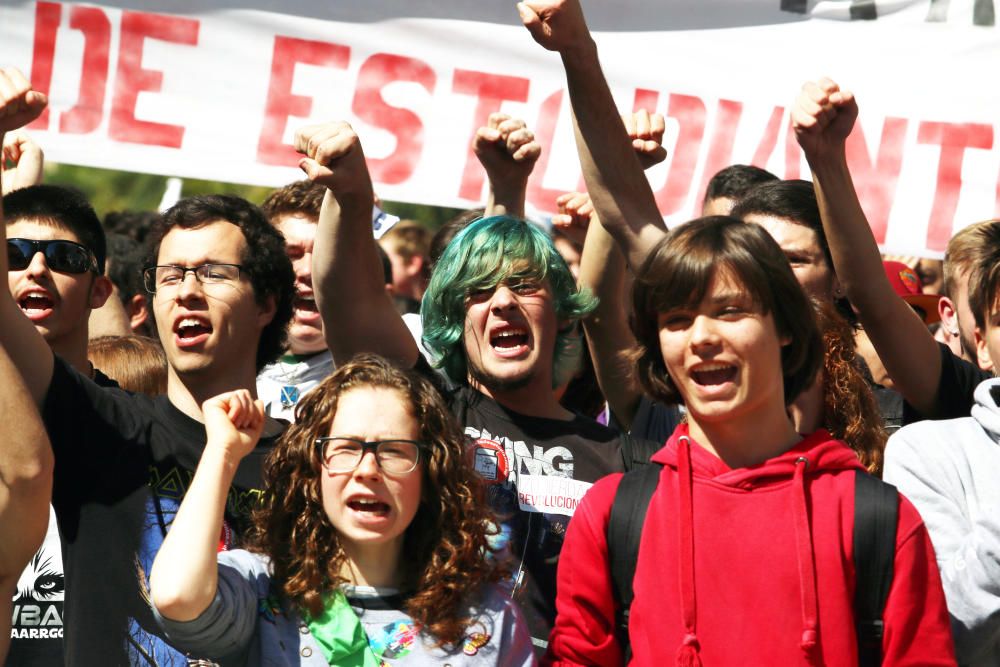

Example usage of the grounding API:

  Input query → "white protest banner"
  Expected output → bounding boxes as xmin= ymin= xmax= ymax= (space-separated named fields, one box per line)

xmin=1 ymin=0 xmax=997 ymax=255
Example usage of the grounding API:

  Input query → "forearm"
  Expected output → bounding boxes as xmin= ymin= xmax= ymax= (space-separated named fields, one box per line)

xmin=485 ymin=180 xmax=528 ymax=218
xmin=808 ymin=152 xmax=942 ymax=414
xmin=560 ymin=46 xmax=665 ymax=270
xmin=149 ymin=446 xmax=238 ymax=621
xmin=314 ymin=189 xmax=418 ymax=367
xmin=0 ymin=340 xmax=52 ymax=575
xmin=579 ymin=216 xmax=640 ymax=424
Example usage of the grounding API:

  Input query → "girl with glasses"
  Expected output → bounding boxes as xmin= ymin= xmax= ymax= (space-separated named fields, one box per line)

xmin=149 ymin=353 xmax=534 ymax=665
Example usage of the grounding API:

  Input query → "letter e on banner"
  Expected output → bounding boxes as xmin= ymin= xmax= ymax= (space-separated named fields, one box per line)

xmin=110 ymin=11 xmax=199 ymax=147
xmin=257 ymin=37 xmax=351 ymax=167
xmin=352 ymin=53 xmax=436 ymax=185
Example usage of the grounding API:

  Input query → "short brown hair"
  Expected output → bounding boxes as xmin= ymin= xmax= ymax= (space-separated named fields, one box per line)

xmin=631 ymin=216 xmax=822 ymax=407
xmin=260 ymin=180 xmax=326 ymax=223
xmin=379 ymin=219 xmax=432 ymax=263
xmin=963 ymin=222 xmax=1000 ymax=331
xmin=87 ymin=335 xmax=167 ymax=395
xmin=943 ymin=219 xmax=1000 ymax=299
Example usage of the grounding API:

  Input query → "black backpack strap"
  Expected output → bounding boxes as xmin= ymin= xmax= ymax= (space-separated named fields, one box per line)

xmin=853 ymin=469 xmax=898 ymax=667
xmin=607 ymin=462 xmax=662 ymax=661
xmin=619 ymin=432 xmax=663 ymax=472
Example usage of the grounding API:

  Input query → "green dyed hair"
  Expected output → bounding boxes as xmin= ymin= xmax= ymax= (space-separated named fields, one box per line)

xmin=421 ymin=215 xmax=596 ymax=387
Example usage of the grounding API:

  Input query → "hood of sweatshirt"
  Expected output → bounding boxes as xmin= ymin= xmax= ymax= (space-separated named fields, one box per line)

xmin=972 ymin=377 xmax=1000 ymax=443
xmin=649 ymin=424 xmax=866 ymax=666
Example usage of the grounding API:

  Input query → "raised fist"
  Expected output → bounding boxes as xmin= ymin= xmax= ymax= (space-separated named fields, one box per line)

xmin=791 ymin=78 xmax=858 ymax=159
xmin=623 ymin=110 xmax=667 ymax=170
xmin=293 ymin=121 xmax=373 ymax=202
xmin=202 ymin=389 xmax=265 ymax=461
xmin=0 ymin=68 xmax=47 ymax=135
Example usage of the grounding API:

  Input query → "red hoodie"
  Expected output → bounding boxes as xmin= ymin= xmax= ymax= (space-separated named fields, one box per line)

xmin=545 ymin=425 xmax=956 ymax=666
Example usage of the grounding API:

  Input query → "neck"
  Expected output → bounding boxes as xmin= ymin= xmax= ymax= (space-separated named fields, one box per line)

xmin=51 ymin=330 xmax=92 ymax=378
xmin=470 ymin=374 xmax=573 ymax=420
xmin=339 ymin=540 xmax=403 ymax=588
xmin=687 ymin=402 xmax=801 ymax=469
xmin=165 ymin=365 xmax=259 ymax=422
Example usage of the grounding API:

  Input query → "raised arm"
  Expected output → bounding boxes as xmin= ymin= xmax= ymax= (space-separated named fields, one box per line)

xmin=475 ymin=113 xmax=541 ymax=218
xmin=149 ymin=390 xmax=264 ymax=622
xmin=1 ymin=130 xmax=44 ymax=195
xmin=0 ymin=338 xmax=53 ymax=663
xmin=0 ymin=67 xmax=55 ymax=407
xmin=519 ymin=0 xmax=666 ymax=270
xmin=792 ymin=79 xmax=944 ymax=417
xmin=297 ymin=121 xmax=418 ymax=367
xmin=575 ymin=112 xmax=670 ymax=426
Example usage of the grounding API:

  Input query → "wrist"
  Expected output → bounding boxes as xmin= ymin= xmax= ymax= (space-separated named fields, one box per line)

xmin=559 ymin=37 xmax=599 ymax=68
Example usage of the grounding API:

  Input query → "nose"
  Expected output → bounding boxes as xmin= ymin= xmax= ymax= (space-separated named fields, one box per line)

xmin=689 ymin=314 xmax=721 ymax=351
xmin=175 ymin=269 xmax=205 ymax=300
xmin=490 ymin=285 xmax=517 ymax=312
xmin=294 ymin=255 xmax=312 ymax=285
xmin=23 ymin=250 xmax=51 ymax=278
xmin=353 ymin=449 xmax=381 ymax=478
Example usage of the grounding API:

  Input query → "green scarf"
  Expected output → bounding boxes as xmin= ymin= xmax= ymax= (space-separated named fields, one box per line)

xmin=305 ymin=590 xmax=382 ymax=666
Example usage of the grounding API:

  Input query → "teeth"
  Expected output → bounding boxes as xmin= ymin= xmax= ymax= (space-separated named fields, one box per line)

xmin=355 ymin=499 xmax=379 ymax=506
xmin=179 ymin=318 xmax=205 ymax=328
xmin=494 ymin=329 xmax=526 ymax=338
xmin=695 ymin=362 xmax=732 ymax=372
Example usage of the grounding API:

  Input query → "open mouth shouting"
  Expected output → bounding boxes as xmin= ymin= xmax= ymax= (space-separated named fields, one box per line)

xmin=489 ymin=325 xmax=530 ymax=357
xmin=17 ymin=288 xmax=56 ymax=322
xmin=346 ymin=494 xmax=392 ymax=525
xmin=173 ymin=315 xmax=213 ymax=348
xmin=690 ymin=361 xmax=738 ymax=387
xmin=293 ymin=293 xmax=321 ymax=323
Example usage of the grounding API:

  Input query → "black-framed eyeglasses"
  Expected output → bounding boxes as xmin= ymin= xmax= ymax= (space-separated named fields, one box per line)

xmin=316 ymin=437 xmax=426 ymax=474
xmin=143 ymin=264 xmax=245 ymax=293
xmin=7 ymin=238 xmax=98 ymax=274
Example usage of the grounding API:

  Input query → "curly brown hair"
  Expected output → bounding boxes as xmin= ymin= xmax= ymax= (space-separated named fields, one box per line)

xmin=814 ymin=301 xmax=886 ymax=475
xmin=248 ymin=353 xmax=503 ymax=647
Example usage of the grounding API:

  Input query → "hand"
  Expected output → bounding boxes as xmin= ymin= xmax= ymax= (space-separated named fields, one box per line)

xmin=791 ymin=78 xmax=858 ymax=160
xmin=2 ymin=130 xmax=44 ymax=195
xmin=202 ymin=390 xmax=265 ymax=462
xmin=0 ymin=68 xmax=47 ymax=135
xmin=475 ymin=113 xmax=541 ymax=188
xmin=294 ymin=121 xmax=374 ymax=204
xmin=553 ymin=191 xmax=593 ymax=247
xmin=517 ymin=0 xmax=595 ymax=57
xmin=623 ymin=110 xmax=667 ymax=170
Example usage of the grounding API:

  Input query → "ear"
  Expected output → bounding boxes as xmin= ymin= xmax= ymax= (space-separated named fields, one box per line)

xmin=403 ymin=254 xmax=425 ymax=279
xmin=127 ymin=293 xmax=149 ymax=332
xmin=974 ymin=325 xmax=995 ymax=372
xmin=831 ymin=275 xmax=845 ymax=300
xmin=88 ymin=276 xmax=114 ymax=309
xmin=939 ymin=296 xmax=959 ymax=335
xmin=257 ymin=294 xmax=277 ymax=328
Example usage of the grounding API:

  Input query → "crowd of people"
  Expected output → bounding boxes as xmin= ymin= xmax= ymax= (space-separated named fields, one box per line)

xmin=1 ymin=0 xmax=997 ymax=665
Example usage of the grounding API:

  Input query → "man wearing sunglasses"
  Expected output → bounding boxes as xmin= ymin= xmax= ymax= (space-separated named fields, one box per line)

xmin=0 ymin=67 xmax=296 ymax=665
xmin=4 ymin=185 xmax=113 ymax=381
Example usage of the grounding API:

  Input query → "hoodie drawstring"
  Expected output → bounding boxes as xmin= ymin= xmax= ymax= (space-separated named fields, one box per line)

xmin=675 ymin=437 xmax=703 ymax=667
xmin=792 ymin=457 xmax=819 ymax=657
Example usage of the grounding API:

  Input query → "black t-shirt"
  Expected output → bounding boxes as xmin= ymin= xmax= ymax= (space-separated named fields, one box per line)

xmin=922 ymin=342 xmax=994 ymax=421
xmin=445 ymin=384 xmax=624 ymax=652
xmin=42 ymin=357 xmax=280 ymax=666
xmin=7 ymin=366 xmax=120 ymax=665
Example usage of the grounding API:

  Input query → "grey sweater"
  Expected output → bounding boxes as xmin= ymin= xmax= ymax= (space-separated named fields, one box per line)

xmin=885 ymin=378 xmax=1000 ymax=666
xmin=154 ymin=549 xmax=536 ymax=666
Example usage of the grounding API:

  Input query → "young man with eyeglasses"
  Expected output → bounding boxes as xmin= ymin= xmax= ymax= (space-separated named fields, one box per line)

xmin=0 ymin=67 xmax=296 ymax=665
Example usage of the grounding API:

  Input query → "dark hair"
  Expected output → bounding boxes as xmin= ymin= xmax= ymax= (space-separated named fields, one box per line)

xmin=429 ymin=208 xmax=484 ymax=268
xmin=103 ymin=210 xmax=161 ymax=244
xmin=144 ymin=195 xmax=294 ymax=372
xmin=731 ymin=179 xmax=830 ymax=270
xmin=250 ymin=353 xmax=503 ymax=647
xmin=965 ymin=222 xmax=1000 ymax=332
xmin=703 ymin=164 xmax=778 ymax=205
xmin=260 ymin=180 xmax=326 ymax=223
xmin=631 ymin=216 xmax=822 ymax=407
xmin=3 ymin=184 xmax=107 ymax=273
xmin=944 ymin=219 xmax=1000 ymax=300
xmin=87 ymin=335 xmax=167 ymax=395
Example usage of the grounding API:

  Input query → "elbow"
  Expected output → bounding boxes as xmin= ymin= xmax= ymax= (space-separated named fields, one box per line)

xmin=149 ymin=575 xmax=214 ymax=623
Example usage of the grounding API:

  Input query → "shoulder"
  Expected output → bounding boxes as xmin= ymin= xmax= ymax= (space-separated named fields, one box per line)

xmin=887 ymin=416 xmax=980 ymax=466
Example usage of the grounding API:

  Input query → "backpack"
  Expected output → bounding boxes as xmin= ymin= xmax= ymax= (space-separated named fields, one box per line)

xmin=607 ymin=464 xmax=898 ymax=666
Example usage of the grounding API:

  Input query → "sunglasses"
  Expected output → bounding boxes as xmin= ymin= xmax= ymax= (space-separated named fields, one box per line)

xmin=7 ymin=238 xmax=98 ymax=274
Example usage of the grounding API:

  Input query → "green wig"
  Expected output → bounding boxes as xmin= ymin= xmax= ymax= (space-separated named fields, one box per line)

xmin=420 ymin=216 xmax=597 ymax=387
